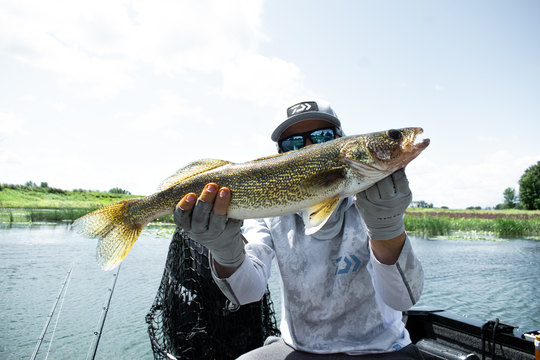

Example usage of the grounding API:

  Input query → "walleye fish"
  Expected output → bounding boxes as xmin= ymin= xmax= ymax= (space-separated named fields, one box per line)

xmin=73 ymin=127 xmax=429 ymax=270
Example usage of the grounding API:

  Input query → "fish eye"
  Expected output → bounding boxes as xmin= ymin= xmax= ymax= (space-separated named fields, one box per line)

xmin=387 ymin=129 xmax=402 ymax=140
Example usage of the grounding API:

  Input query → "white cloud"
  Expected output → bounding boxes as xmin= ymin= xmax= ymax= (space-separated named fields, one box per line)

xmin=476 ymin=135 xmax=497 ymax=143
xmin=222 ymin=52 xmax=305 ymax=106
xmin=131 ymin=92 xmax=213 ymax=131
xmin=0 ymin=151 xmax=24 ymax=164
xmin=0 ymin=2 xmax=135 ymax=98
xmin=38 ymin=148 xmax=63 ymax=156
xmin=0 ymin=0 xmax=301 ymax=104
xmin=47 ymin=102 xmax=68 ymax=112
xmin=0 ymin=112 xmax=27 ymax=135
xmin=129 ymin=0 xmax=267 ymax=74
xmin=434 ymin=84 xmax=444 ymax=91
xmin=230 ymin=132 xmax=276 ymax=153
xmin=407 ymin=151 xmax=540 ymax=208
xmin=20 ymin=94 xmax=37 ymax=102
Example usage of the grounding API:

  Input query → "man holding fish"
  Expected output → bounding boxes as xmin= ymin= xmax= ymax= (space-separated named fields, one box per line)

xmin=175 ymin=99 xmax=425 ymax=359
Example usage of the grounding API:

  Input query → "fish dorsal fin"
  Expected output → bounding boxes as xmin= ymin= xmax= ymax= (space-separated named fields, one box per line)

xmin=300 ymin=167 xmax=347 ymax=193
xmin=302 ymin=197 xmax=341 ymax=235
xmin=157 ymin=159 xmax=231 ymax=191
xmin=249 ymin=144 xmax=317 ymax=163
xmin=248 ymin=153 xmax=284 ymax=162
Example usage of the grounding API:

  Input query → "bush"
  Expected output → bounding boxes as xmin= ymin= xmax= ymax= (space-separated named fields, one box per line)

xmin=519 ymin=161 xmax=540 ymax=210
xmin=109 ymin=187 xmax=131 ymax=195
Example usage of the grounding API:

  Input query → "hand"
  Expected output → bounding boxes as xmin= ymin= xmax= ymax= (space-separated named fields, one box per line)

xmin=174 ymin=183 xmax=245 ymax=268
xmin=355 ymin=169 xmax=412 ymax=241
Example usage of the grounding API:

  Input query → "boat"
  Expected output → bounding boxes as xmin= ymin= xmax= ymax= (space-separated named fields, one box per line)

xmin=404 ymin=306 xmax=538 ymax=360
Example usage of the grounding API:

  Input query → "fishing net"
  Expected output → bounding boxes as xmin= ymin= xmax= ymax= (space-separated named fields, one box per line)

xmin=146 ymin=228 xmax=281 ymax=360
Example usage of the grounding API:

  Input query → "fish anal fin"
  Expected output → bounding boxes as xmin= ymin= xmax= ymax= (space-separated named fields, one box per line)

xmin=157 ymin=159 xmax=232 ymax=191
xmin=300 ymin=167 xmax=346 ymax=194
xmin=302 ymin=196 xmax=341 ymax=235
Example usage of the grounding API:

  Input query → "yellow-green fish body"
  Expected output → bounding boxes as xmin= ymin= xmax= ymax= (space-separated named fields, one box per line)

xmin=73 ymin=127 xmax=429 ymax=270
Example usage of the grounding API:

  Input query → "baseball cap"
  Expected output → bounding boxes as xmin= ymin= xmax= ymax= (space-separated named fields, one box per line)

xmin=271 ymin=98 xmax=342 ymax=142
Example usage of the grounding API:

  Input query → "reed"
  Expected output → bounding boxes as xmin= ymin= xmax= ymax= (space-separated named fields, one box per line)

xmin=25 ymin=208 xmax=99 ymax=223
xmin=404 ymin=211 xmax=540 ymax=237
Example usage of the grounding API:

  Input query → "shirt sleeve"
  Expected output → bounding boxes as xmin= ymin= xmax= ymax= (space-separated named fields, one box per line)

xmin=211 ymin=218 xmax=275 ymax=306
xmin=369 ymin=235 xmax=424 ymax=311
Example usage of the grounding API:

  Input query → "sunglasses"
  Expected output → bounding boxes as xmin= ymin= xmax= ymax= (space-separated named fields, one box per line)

xmin=278 ymin=127 xmax=340 ymax=153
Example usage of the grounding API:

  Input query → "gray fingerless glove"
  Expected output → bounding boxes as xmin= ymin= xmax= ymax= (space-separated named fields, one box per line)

xmin=174 ymin=199 xmax=245 ymax=267
xmin=355 ymin=169 xmax=412 ymax=240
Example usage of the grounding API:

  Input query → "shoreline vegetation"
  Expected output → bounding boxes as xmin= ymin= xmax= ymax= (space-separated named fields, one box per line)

xmin=405 ymin=209 xmax=540 ymax=238
xmin=1 ymin=184 xmax=539 ymax=239
xmin=0 ymin=184 xmax=175 ymax=225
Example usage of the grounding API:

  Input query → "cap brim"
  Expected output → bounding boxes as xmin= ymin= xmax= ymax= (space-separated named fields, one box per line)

xmin=271 ymin=112 xmax=341 ymax=141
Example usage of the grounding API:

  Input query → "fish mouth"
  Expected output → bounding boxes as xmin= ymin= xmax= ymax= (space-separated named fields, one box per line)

xmin=397 ymin=128 xmax=430 ymax=169
xmin=403 ymin=128 xmax=430 ymax=153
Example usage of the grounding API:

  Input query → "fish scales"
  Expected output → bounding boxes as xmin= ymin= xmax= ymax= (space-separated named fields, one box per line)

xmin=73 ymin=127 xmax=429 ymax=270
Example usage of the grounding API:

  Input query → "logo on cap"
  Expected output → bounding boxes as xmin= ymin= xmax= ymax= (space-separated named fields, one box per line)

xmin=287 ymin=101 xmax=319 ymax=118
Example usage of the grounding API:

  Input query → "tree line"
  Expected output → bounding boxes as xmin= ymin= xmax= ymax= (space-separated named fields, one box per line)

xmin=0 ymin=182 xmax=131 ymax=195
xmin=408 ymin=161 xmax=540 ymax=210
xmin=498 ymin=160 xmax=540 ymax=210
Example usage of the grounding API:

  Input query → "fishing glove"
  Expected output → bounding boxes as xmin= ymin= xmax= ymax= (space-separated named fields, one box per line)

xmin=355 ymin=169 xmax=412 ymax=240
xmin=174 ymin=200 xmax=245 ymax=268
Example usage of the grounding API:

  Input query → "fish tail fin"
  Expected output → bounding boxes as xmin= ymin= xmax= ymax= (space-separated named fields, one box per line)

xmin=72 ymin=199 xmax=145 ymax=271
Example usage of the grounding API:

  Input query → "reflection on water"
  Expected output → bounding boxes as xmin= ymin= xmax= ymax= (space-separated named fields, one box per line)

xmin=0 ymin=225 xmax=538 ymax=360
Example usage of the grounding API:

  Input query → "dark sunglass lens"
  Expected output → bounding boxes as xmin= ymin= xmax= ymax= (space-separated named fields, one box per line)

xmin=281 ymin=136 xmax=305 ymax=152
xmin=310 ymin=129 xmax=335 ymax=144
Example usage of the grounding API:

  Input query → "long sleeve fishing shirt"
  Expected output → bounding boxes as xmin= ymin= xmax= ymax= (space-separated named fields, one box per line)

xmin=211 ymin=196 xmax=424 ymax=355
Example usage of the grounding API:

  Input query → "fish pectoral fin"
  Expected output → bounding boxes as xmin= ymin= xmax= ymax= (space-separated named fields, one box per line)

xmin=303 ymin=197 xmax=341 ymax=235
xmin=344 ymin=158 xmax=385 ymax=178
xmin=157 ymin=159 xmax=232 ymax=191
xmin=300 ymin=167 xmax=346 ymax=193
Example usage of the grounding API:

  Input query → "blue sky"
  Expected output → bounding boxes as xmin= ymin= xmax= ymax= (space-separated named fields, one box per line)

xmin=1 ymin=0 xmax=539 ymax=209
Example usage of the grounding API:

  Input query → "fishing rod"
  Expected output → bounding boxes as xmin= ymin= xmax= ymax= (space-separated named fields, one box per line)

xmin=86 ymin=263 xmax=121 ymax=360
xmin=30 ymin=263 xmax=75 ymax=360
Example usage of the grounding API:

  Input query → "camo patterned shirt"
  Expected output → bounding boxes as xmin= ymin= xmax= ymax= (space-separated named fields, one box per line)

xmin=212 ymin=197 xmax=424 ymax=355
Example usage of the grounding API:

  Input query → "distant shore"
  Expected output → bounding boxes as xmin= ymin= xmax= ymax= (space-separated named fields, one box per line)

xmin=0 ymin=186 xmax=174 ymax=224
xmin=1 ymin=185 xmax=539 ymax=237
xmin=405 ymin=208 xmax=540 ymax=238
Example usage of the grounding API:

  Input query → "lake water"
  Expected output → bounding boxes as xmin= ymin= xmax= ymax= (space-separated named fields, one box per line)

xmin=1 ymin=224 xmax=539 ymax=359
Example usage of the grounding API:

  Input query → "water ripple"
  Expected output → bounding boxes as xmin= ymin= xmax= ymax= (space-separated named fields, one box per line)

xmin=1 ymin=228 xmax=538 ymax=360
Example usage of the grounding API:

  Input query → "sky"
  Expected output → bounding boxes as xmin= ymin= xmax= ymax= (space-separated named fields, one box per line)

xmin=1 ymin=0 xmax=539 ymax=209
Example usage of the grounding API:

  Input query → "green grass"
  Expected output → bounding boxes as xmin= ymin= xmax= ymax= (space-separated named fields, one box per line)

xmin=0 ymin=187 xmax=139 ymax=209
xmin=0 ymin=185 xmax=178 ymax=224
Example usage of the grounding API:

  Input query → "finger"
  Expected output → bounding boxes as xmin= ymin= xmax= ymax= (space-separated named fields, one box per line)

xmin=376 ymin=175 xmax=396 ymax=200
xmin=199 ymin=183 xmax=219 ymax=203
xmin=178 ymin=193 xmax=197 ymax=211
xmin=207 ymin=212 xmax=228 ymax=236
xmin=191 ymin=199 xmax=214 ymax=233
xmin=213 ymin=187 xmax=231 ymax=216
xmin=392 ymin=169 xmax=410 ymax=195
xmin=364 ymin=182 xmax=381 ymax=201
xmin=174 ymin=204 xmax=192 ymax=231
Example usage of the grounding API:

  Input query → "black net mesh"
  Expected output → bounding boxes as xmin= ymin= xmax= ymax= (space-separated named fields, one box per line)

xmin=146 ymin=228 xmax=280 ymax=360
